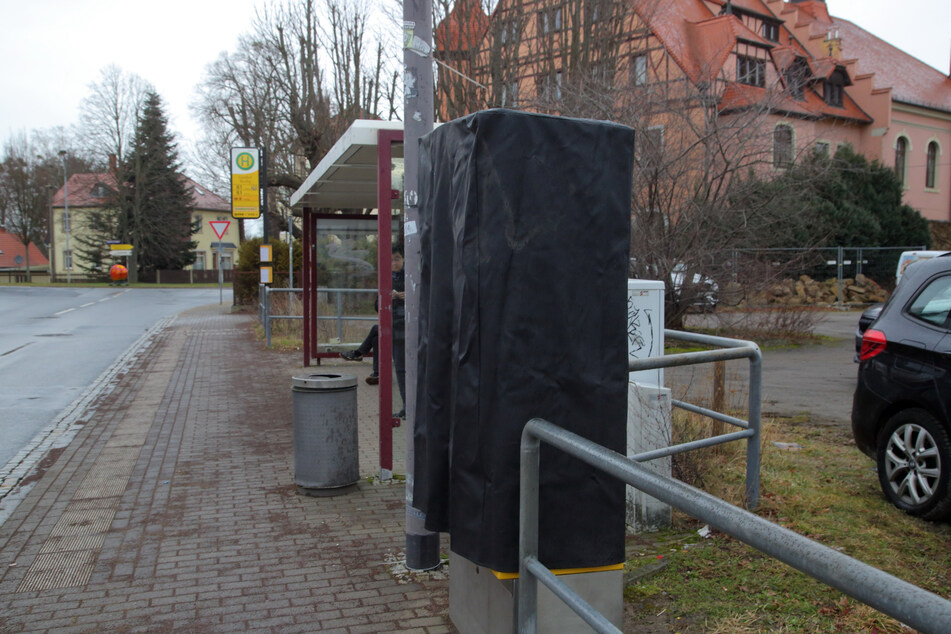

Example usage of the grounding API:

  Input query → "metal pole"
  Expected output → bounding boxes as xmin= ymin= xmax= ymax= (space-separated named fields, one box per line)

xmin=336 ymin=291 xmax=344 ymax=342
xmin=265 ymin=287 xmax=272 ymax=347
xmin=261 ymin=147 xmax=268 ymax=244
xmin=288 ymin=213 xmax=294 ymax=290
xmin=518 ymin=428 xmax=541 ymax=633
xmin=218 ymin=242 xmax=223 ymax=305
xmin=837 ymin=246 xmax=844 ymax=307
xmin=403 ymin=0 xmax=440 ymax=571
xmin=59 ymin=151 xmax=70 ymax=284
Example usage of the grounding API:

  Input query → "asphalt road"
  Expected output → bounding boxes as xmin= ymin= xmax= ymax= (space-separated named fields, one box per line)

xmin=0 ymin=286 xmax=232 ymax=468
xmin=674 ymin=310 xmax=861 ymax=425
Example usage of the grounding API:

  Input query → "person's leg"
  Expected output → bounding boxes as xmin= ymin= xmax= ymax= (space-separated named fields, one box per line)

xmin=368 ymin=325 xmax=379 ymax=376
xmin=341 ymin=324 xmax=378 ymax=362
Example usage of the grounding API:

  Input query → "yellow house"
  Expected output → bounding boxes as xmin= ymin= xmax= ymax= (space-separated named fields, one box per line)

xmin=50 ymin=174 xmax=238 ymax=280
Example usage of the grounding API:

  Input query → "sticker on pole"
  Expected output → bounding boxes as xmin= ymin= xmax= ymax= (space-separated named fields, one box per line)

xmin=210 ymin=220 xmax=230 ymax=240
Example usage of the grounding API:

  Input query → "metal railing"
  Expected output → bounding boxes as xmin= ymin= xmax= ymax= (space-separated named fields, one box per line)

xmin=258 ymin=285 xmax=376 ymax=347
xmin=517 ymin=417 xmax=951 ymax=634
xmin=630 ymin=329 xmax=762 ymax=507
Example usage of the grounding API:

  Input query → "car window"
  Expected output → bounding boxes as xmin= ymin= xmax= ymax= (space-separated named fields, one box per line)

xmin=907 ymin=275 xmax=951 ymax=328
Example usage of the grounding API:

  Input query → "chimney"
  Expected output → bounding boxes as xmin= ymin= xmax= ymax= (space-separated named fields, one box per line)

xmin=109 ymin=153 xmax=117 ymax=174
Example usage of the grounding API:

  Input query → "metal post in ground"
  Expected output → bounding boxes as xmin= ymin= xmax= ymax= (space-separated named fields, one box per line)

xmin=402 ymin=0 xmax=440 ymax=571
xmin=837 ymin=246 xmax=844 ymax=307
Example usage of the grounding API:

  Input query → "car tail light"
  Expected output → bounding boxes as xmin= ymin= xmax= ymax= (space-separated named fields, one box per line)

xmin=859 ymin=329 xmax=887 ymax=361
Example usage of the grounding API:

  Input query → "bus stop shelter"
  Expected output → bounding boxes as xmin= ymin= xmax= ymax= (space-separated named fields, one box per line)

xmin=290 ymin=119 xmax=404 ymax=478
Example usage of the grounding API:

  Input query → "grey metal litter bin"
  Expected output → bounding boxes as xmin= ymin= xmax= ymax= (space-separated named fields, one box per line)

xmin=292 ymin=373 xmax=359 ymax=497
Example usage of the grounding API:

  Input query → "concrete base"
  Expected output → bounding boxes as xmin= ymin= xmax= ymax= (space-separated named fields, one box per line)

xmin=449 ymin=551 xmax=623 ymax=634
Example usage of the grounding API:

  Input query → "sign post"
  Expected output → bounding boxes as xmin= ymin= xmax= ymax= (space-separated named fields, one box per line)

xmin=210 ymin=220 xmax=231 ymax=305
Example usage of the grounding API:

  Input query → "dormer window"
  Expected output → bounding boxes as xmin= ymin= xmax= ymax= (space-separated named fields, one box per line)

xmin=762 ymin=22 xmax=780 ymax=42
xmin=91 ymin=184 xmax=110 ymax=198
xmin=784 ymin=58 xmax=809 ymax=100
xmin=823 ymin=71 xmax=846 ymax=107
xmin=737 ymin=56 xmax=766 ymax=87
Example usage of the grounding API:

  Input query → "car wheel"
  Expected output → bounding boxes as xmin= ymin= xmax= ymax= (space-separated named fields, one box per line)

xmin=876 ymin=409 xmax=951 ymax=520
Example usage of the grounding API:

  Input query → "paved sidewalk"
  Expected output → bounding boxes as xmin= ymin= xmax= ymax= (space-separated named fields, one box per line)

xmin=0 ymin=305 xmax=451 ymax=633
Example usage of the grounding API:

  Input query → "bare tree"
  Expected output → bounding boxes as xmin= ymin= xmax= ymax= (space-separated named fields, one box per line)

xmin=0 ymin=133 xmax=58 ymax=282
xmin=79 ymin=65 xmax=153 ymax=166
xmin=434 ymin=0 xmax=834 ymax=328
xmin=193 ymin=0 xmax=399 ymax=234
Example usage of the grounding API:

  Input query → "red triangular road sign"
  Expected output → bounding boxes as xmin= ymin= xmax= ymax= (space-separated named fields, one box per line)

xmin=209 ymin=220 xmax=231 ymax=240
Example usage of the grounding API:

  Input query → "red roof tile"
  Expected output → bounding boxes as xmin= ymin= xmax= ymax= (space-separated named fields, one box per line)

xmin=718 ymin=81 xmax=871 ymax=123
xmin=832 ymin=17 xmax=951 ymax=113
xmin=0 ymin=229 xmax=49 ymax=270
xmin=435 ymin=0 xmax=488 ymax=53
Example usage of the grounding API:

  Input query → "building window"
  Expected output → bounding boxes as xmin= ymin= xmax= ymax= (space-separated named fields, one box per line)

xmin=589 ymin=1 xmax=601 ymax=22
xmin=631 ymin=54 xmax=648 ymax=86
xmin=64 ymin=250 xmax=73 ymax=270
xmin=194 ymin=252 xmax=206 ymax=270
xmin=501 ymin=80 xmax=519 ymax=107
xmin=537 ymin=6 xmax=563 ymax=35
xmin=737 ymin=56 xmax=765 ymax=87
xmin=895 ymin=136 xmax=909 ymax=186
xmin=538 ymin=70 xmax=563 ymax=101
xmin=926 ymin=141 xmax=939 ymax=189
xmin=194 ymin=215 xmax=203 ymax=233
xmin=814 ymin=141 xmax=830 ymax=156
xmin=62 ymin=212 xmax=70 ymax=232
xmin=773 ymin=125 xmax=794 ymax=168
xmin=221 ymin=254 xmax=234 ymax=271
xmin=498 ymin=18 xmax=518 ymax=45
xmin=762 ymin=22 xmax=780 ymax=42
xmin=784 ymin=59 xmax=809 ymax=100
xmin=823 ymin=78 xmax=843 ymax=107
xmin=638 ymin=126 xmax=664 ymax=170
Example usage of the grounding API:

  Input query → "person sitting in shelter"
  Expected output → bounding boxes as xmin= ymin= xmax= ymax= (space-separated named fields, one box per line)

xmin=340 ymin=246 xmax=406 ymax=419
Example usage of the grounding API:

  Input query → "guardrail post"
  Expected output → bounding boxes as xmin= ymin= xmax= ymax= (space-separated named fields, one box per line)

xmin=745 ymin=347 xmax=763 ymax=509
xmin=518 ymin=421 xmax=541 ymax=634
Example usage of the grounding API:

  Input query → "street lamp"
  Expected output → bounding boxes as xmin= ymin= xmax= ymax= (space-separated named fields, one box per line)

xmin=58 ymin=150 xmax=70 ymax=284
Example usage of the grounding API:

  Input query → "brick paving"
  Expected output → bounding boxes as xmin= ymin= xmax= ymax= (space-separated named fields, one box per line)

xmin=0 ymin=306 xmax=451 ymax=633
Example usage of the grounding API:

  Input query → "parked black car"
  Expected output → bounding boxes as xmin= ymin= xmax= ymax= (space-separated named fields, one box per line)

xmin=852 ymin=255 xmax=951 ymax=520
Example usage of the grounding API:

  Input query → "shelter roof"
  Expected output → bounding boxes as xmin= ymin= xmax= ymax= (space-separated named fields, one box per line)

xmin=291 ymin=120 xmax=404 ymax=210
xmin=0 ymin=228 xmax=49 ymax=270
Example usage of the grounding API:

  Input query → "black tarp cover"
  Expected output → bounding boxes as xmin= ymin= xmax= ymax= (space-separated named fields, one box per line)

xmin=414 ymin=110 xmax=635 ymax=573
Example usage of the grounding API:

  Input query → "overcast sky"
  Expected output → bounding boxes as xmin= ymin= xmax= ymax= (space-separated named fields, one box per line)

xmin=1 ymin=0 xmax=949 ymax=156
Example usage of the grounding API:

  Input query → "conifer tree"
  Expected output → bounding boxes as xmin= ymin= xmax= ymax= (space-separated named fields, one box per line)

xmin=121 ymin=92 xmax=196 ymax=282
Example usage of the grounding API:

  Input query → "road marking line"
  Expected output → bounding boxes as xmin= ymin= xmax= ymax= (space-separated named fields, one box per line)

xmin=80 ymin=303 xmax=95 ymax=308
xmin=54 ymin=308 xmax=75 ymax=316
xmin=98 ymin=297 xmax=111 ymax=302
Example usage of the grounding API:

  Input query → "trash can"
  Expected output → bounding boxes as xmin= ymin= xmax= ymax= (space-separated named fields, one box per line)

xmin=292 ymin=373 xmax=359 ymax=497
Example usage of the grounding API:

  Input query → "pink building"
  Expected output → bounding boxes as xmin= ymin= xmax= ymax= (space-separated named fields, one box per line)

xmin=439 ymin=0 xmax=951 ymax=228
